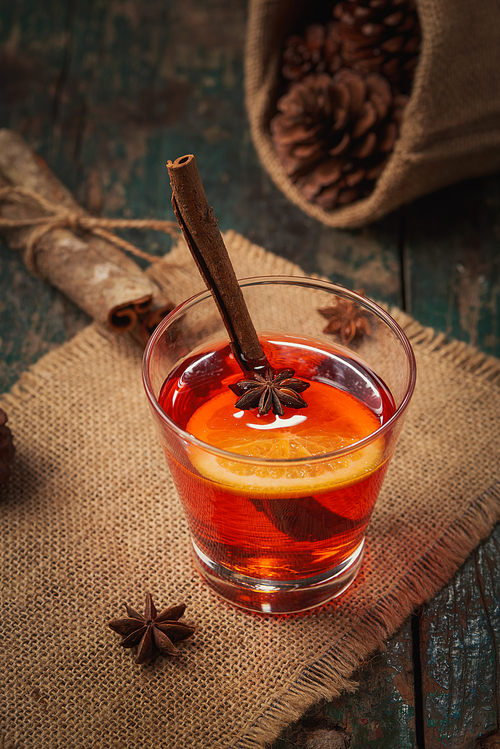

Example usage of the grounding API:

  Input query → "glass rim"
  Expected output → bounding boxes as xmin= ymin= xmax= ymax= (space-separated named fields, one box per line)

xmin=142 ymin=275 xmax=417 ymax=465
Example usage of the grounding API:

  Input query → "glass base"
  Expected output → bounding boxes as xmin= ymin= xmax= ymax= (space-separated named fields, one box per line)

xmin=191 ymin=539 xmax=365 ymax=614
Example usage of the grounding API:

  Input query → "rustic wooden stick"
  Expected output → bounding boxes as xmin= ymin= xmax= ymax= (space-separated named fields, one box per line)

xmin=167 ymin=154 xmax=268 ymax=372
xmin=0 ymin=129 xmax=173 ymax=338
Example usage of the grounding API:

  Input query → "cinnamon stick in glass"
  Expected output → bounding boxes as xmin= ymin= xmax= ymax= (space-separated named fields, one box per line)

xmin=167 ymin=154 xmax=268 ymax=373
xmin=166 ymin=155 xmax=341 ymax=545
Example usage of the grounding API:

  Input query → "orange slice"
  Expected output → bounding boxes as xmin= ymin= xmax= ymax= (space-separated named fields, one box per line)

xmin=186 ymin=381 xmax=385 ymax=497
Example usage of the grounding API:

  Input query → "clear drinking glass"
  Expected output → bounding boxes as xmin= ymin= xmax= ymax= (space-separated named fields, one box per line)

xmin=143 ymin=277 xmax=416 ymax=614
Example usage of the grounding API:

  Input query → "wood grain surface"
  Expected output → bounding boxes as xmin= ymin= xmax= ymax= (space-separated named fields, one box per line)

xmin=1 ymin=1 xmax=499 ymax=747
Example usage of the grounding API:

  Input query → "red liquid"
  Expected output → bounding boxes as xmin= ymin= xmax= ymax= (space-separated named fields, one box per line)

xmin=158 ymin=334 xmax=396 ymax=581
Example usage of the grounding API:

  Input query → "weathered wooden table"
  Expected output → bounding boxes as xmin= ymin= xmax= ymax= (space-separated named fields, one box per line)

xmin=1 ymin=2 xmax=499 ymax=746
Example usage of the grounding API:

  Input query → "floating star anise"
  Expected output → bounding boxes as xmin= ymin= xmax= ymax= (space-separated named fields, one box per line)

xmin=108 ymin=593 xmax=195 ymax=664
xmin=229 ymin=367 xmax=310 ymax=416
xmin=319 ymin=295 xmax=371 ymax=345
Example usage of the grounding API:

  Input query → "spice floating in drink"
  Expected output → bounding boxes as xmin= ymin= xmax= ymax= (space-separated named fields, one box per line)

xmin=229 ymin=366 xmax=310 ymax=416
xmin=158 ymin=333 xmax=395 ymax=583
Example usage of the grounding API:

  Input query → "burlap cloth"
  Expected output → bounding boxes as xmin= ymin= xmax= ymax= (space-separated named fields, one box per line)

xmin=245 ymin=0 xmax=500 ymax=227
xmin=1 ymin=231 xmax=500 ymax=749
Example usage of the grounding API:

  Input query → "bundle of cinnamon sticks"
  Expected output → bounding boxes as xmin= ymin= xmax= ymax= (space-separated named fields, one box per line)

xmin=0 ymin=129 xmax=178 ymax=345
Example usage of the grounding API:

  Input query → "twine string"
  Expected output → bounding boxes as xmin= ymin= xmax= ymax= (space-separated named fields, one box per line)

xmin=0 ymin=185 xmax=180 ymax=275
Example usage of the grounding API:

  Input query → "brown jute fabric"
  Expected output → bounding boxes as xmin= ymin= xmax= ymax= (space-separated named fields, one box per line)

xmin=1 ymin=230 xmax=500 ymax=749
xmin=245 ymin=0 xmax=500 ymax=227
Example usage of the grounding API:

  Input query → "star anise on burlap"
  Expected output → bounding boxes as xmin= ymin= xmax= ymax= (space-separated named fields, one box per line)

xmin=319 ymin=294 xmax=371 ymax=344
xmin=282 ymin=22 xmax=342 ymax=83
xmin=0 ymin=408 xmax=15 ymax=485
xmin=333 ymin=0 xmax=421 ymax=94
xmin=271 ymin=68 xmax=407 ymax=210
xmin=108 ymin=593 xmax=195 ymax=664
xmin=229 ymin=367 xmax=310 ymax=417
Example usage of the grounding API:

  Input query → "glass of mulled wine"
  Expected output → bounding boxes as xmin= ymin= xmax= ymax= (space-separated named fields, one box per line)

xmin=142 ymin=277 xmax=416 ymax=614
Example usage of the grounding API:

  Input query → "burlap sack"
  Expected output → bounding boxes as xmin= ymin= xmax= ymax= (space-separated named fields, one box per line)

xmin=1 ymin=231 xmax=500 ymax=748
xmin=245 ymin=0 xmax=500 ymax=228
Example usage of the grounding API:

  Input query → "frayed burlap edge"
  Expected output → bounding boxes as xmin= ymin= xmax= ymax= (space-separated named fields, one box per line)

xmin=389 ymin=309 xmax=500 ymax=385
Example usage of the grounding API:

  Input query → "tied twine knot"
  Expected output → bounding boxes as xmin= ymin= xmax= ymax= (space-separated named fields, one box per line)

xmin=0 ymin=185 xmax=181 ymax=275
xmin=62 ymin=210 xmax=85 ymax=233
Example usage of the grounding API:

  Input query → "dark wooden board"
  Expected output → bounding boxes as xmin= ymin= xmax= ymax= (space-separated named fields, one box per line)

xmin=270 ymin=620 xmax=418 ymax=749
xmin=403 ymin=176 xmax=500 ymax=358
xmin=0 ymin=243 xmax=90 ymax=391
xmin=418 ymin=525 xmax=500 ymax=748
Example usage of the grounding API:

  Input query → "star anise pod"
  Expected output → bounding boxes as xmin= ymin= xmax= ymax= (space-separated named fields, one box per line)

xmin=229 ymin=367 xmax=310 ymax=417
xmin=319 ymin=295 xmax=371 ymax=344
xmin=108 ymin=593 xmax=195 ymax=664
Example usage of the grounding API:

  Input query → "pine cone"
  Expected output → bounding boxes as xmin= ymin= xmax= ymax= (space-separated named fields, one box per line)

xmin=282 ymin=23 xmax=342 ymax=83
xmin=333 ymin=0 xmax=421 ymax=93
xmin=0 ymin=408 xmax=15 ymax=484
xmin=270 ymin=69 xmax=407 ymax=210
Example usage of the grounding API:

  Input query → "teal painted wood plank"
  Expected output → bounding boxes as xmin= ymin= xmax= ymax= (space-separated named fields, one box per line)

xmin=312 ymin=217 xmax=403 ymax=309
xmin=271 ymin=620 xmax=417 ymax=749
xmin=404 ymin=176 xmax=500 ymax=358
xmin=0 ymin=241 xmax=90 ymax=392
xmin=419 ymin=524 xmax=500 ymax=748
